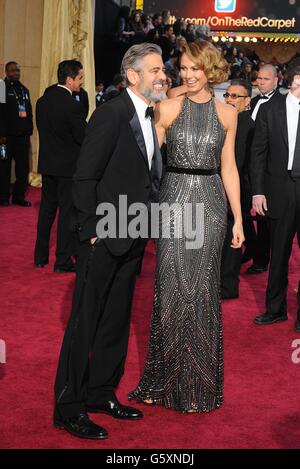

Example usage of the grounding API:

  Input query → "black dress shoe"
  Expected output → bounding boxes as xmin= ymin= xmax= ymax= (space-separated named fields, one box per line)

xmin=254 ymin=312 xmax=288 ymax=325
xmin=12 ymin=199 xmax=32 ymax=207
xmin=54 ymin=264 xmax=76 ymax=273
xmin=34 ymin=263 xmax=46 ymax=268
xmin=295 ymin=320 xmax=300 ymax=333
xmin=0 ymin=200 xmax=9 ymax=206
xmin=87 ymin=397 xmax=143 ymax=420
xmin=246 ymin=264 xmax=268 ymax=274
xmin=53 ymin=412 xmax=108 ymax=440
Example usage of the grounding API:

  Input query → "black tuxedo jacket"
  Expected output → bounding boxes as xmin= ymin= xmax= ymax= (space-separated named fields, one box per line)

xmin=235 ymin=111 xmax=255 ymax=173
xmin=235 ymin=111 xmax=255 ymax=213
xmin=36 ymin=85 xmax=87 ymax=177
xmin=73 ymin=89 xmax=162 ymax=256
xmin=250 ymin=89 xmax=280 ymax=116
xmin=3 ymin=78 xmax=33 ymax=138
xmin=251 ymin=93 xmax=292 ymax=218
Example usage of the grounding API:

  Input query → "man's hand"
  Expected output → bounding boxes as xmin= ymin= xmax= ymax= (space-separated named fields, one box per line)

xmin=90 ymin=237 xmax=98 ymax=245
xmin=252 ymin=195 xmax=268 ymax=216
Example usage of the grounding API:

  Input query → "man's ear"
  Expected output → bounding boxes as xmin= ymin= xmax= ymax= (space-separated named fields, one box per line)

xmin=127 ymin=69 xmax=139 ymax=86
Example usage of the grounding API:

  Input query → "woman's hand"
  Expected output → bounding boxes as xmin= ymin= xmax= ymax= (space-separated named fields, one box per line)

xmin=231 ymin=221 xmax=245 ymax=249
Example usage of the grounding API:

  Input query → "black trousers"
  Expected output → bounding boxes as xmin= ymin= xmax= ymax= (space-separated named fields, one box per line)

xmin=252 ymin=216 xmax=271 ymax=268
xmin=54 ymin=238 xmax=144 ymax=419
xmin=266 ymin=176 xmax=300 ymax=314
xmin=242 ymin=215 xmax=257 ymax=258
xmin=34 ymin=175 xmax=74 ymax=268
xmin=0 ymin=135 xmax=30 ymax=202
xmin=221 ymin=217 xmax=242 ymax=298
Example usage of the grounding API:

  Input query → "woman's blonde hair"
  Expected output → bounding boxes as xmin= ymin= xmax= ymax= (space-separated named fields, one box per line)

xmin=181 ymin=40 xmax=229 ymax=85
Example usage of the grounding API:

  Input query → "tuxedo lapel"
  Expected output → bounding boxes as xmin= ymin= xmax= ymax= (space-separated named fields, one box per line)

xmin=150 ymin=118 xmax=163 ymax=193
xmin=129 ymin=113 xmax=149 ymax=170
xmin=277 ymin=95 xmax=288 ymax=149
xmin=120 ymin=90 xmax=150 ymax=171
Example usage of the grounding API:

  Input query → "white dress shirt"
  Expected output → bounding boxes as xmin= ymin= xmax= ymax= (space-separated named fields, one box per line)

xmin=251 ymin=89 xmax=276 ymax=122
xmin=254 ymin=91 xmax=300 ymax=198
xmin=57 ymin=84 xmax=72 ymax=95
xmin=127 ymin=88 xmax=154 ymax=169
xmin=286 ymin=91 xmax=300 ymax=170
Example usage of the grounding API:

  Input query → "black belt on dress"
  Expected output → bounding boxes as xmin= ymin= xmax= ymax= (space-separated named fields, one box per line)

xmin=166 ymin=166 xmax=220 ymax=176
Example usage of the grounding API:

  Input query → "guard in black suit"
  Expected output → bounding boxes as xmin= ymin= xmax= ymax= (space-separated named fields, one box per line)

xmin=34 ymin=60 xmax=86 ymax=272
xmin=251 ymin=61 xmax=300 ymax=330
xmin=0 ymin=62 xmax=33 ymax=206
xmin=247 ymin=64 xmax=279 ymax=274
xmin=54 ymin=43 xmax=166 ymax=440
xmin=221 ymin=79 xmax=255 ymax=298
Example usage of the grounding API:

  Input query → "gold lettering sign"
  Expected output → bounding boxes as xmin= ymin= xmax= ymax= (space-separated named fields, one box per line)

xmin=175 ymin=16 xmax=296 ymax=30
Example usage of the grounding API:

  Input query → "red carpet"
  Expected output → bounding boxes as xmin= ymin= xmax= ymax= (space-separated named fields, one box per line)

xmin=0 ymin=187 xmax=300 ymax=449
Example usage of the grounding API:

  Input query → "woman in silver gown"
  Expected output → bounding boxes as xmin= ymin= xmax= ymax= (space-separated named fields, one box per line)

xmin=129 ymin=40 xmax=244 ymax=413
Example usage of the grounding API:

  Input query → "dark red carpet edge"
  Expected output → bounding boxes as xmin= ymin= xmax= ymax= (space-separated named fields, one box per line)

xmin=0 ymin=187 xmax=300 ymax=449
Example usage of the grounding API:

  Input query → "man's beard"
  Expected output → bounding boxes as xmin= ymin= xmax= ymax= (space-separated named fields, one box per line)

xmin=138 ymin=80 xmax=167 ymax=102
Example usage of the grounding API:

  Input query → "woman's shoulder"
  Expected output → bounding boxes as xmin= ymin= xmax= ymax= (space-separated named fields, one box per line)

xmin=214 ymin=99 xmax=237 ymax=118
xmin=156 ymin=96 xmax=185 ymax=128
xmin=157 ymin=96 xmax=184 ymax=116
xmin=214 ymin=99 xmax=237 ymax=130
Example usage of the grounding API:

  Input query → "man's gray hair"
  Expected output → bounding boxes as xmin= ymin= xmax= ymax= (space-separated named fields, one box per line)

xmin=259 ymin=64 xmax=278 ymax=78
xmin=121 ymin=43 xmax=162 ymax=86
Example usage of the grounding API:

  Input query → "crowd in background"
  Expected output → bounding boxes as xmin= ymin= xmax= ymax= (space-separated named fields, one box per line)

xmin=95 ymin=6 xmax=292 ymax=104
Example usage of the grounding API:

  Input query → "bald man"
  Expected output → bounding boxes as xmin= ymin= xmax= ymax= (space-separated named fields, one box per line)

xmin=247 ymin=64 xmax=280 ymax=275
xmin=251 ymin=60 xmax=300 ymax=331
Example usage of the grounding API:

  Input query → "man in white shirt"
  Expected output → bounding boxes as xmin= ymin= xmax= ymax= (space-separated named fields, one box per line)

xmin=250 ymin=64 xmax=278 ymax=122
xmin=250 ymin=60 xmax=300 ymax=331
xmin=247 ymin=64 xmax=279 ymax=275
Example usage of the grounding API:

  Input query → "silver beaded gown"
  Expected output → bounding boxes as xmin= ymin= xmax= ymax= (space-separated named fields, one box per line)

xmin=129 ymin=96 xmax=227 ymax=412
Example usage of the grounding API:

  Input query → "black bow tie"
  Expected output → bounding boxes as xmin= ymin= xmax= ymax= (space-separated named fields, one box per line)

xmin=145 ymin=106 xmax=154 ymax=119
xmin=259 ymin=95 xmax=269 ymax=100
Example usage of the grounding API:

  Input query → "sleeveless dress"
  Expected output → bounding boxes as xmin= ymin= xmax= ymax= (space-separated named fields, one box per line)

xmin=129 ymin=96 xmax=227 ymax=412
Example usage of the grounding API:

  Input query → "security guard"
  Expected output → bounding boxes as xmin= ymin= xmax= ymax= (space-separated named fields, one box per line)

xmin=0 ymin=61 xmax=33 ymax=206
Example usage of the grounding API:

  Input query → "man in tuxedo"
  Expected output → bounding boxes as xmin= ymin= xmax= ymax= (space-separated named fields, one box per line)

xmin=251 ymin=60 xmax=300 ymax=331
xmin=221 ymin=79 xmax=255 ymax=298
xmin=247 ymin=64 xmax=279 ymax=274
xmin=34 ymin=60 xmax=86 ymax=272
xmin=44 ymin=82 xmax=89 ymax=119
xmin=95 ymin=80 xmax=104 ymax=107
xmin=54 ymin=43 xmax=166 ymax=439
xmin=0 ymin=62 xmax=33 ymax=207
